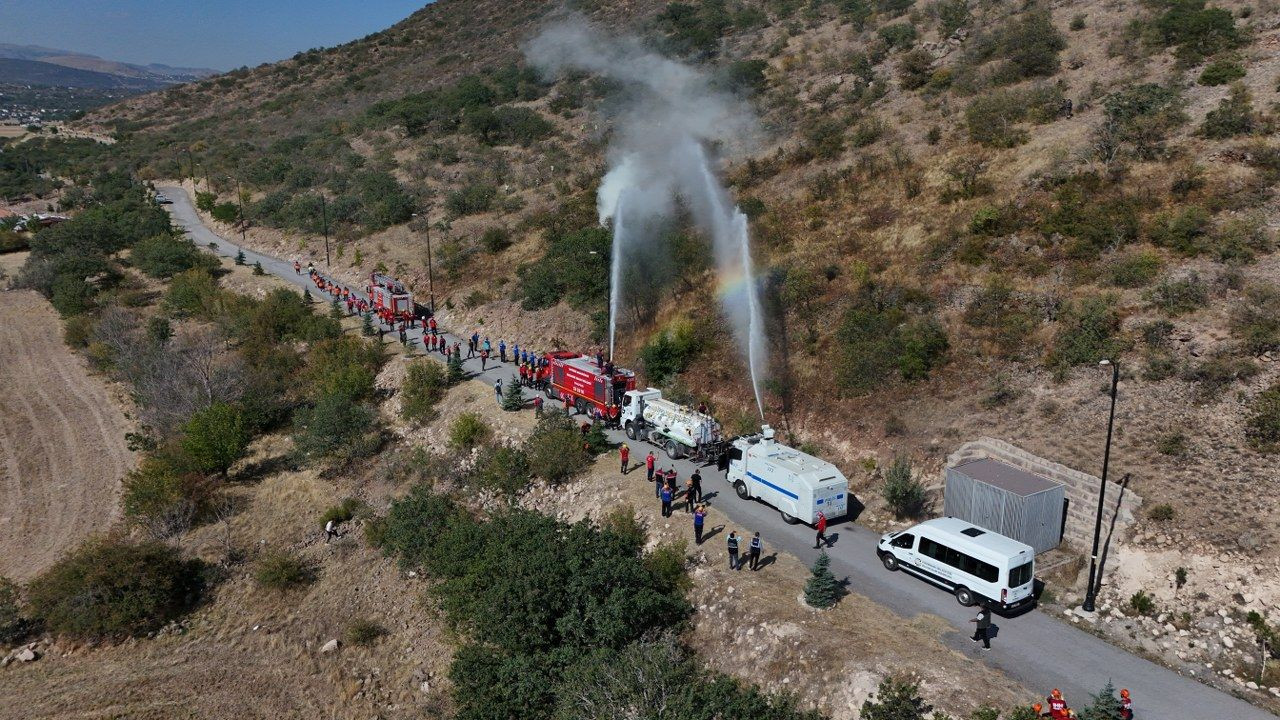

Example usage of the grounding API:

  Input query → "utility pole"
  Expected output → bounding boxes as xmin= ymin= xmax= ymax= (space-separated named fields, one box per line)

xmin=319 ymin=192 xmax=330 ymax=268
xmin=229 ymin=175 xmax=247 ymax=246
xmin=182 ymin=149 xmax=194 ymax=188
xmin=1082 ymin=359 xmax=1120 ymax=613
xmin=422 ymin=208 xmax=435 ymax=314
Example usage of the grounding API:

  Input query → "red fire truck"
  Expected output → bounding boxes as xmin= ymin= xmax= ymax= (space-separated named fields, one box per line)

xmin=368 ymin=272 xmax=414 ymax=319
xmin=546 ymin=351 xmax=636 ymax=416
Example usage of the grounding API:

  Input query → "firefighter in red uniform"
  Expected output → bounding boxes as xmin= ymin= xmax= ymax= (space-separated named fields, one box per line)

xmin=1046 ymin=689 xmax=1068 ymax=720
xmin=428 ymin=316 xmax=437 ymax=333
xmin=1118 ymin=689 xmax=1132 ymax=719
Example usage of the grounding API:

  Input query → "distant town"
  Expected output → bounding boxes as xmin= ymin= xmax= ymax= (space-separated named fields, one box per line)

xmin=0 ymin=83 xmax=132 ymax=125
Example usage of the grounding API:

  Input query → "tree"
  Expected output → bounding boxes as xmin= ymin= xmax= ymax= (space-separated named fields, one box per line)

xmin=526 ymin=411 xmax=589 ymax=483
xmin=329 ymin=296 xmax=343 ymax=319
xmin=122 ymin=455 xmax=217 ymax=538
xmin=803 ymin=552 xmax=840 ymax=608
xmin=293 ymin=391 xmax=377 ymax=460
xmin=1199 ymin=83 xmax=1255 ymax=138
xmin=361 ymin=312 xmax=375 ymax=336
xmin=860 ymin=676 xmax=933 ymax=720
xmin=181 ymin=401 xmax=250 ymax=476
xmin=402 ymin=360 xmax=450 ymax=425
xmin=234 ymin=248 xmax=246 ymax=265
xmin=501 ymin=377 xmax=526 ymax=411
xmin=883 ymin=455 xmax=927 ymax=519
xmin=448 ymin=351 xmax=465 ymax=382
xmin=252 ymin=260 xmax=265 ymax=275
xmin=25 ymin=539 xmax=205 ymax=639
xmin=1077 ymin=679 xmax=1125 ymax=720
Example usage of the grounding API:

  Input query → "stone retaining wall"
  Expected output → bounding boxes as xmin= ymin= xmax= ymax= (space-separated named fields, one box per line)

xmin=944 ymin=437 xmax=1143 ymax=550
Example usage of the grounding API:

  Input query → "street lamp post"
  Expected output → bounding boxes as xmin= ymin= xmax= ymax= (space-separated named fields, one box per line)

xmin=1082 ymin=358 xmax=1120 ymax=613
xmin=413 ymin=210 xmax=436 ymax=314
xmin=319 ymin=193 xmax=330 ymax=267
xmin=228 ymin=175 xmax=247 ymax=246
xmin=182 ymin=149 xmax=195 ymax=188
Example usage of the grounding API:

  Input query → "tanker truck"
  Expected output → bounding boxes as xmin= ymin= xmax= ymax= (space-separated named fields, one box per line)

xmin=724 ymin=425 xmax=851 ymax=526
xmin=620 ymin=388 xmax=721 ymax=460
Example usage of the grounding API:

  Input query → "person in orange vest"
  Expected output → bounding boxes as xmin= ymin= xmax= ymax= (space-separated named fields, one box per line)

xmin=1119 ymin=689 xmax=1133 ymax=720
xmin=1031 ymin=703 xmax=1045 ymax=718
xmin=1046 ymin=689 xmax=1069 ymax=720
xmin=814 ymin=511 xmax=829 ymax=549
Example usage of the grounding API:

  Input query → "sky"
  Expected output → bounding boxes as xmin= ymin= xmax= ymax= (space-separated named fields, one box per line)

xmin=0 ymin=0 xmax=430 ymax=71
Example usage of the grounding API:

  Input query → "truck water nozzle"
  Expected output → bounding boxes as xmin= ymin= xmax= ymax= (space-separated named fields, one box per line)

xmin=761 ymin=424 xmax=774 ymax=442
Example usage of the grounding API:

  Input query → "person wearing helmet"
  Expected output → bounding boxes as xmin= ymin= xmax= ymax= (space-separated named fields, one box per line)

xmin=1119 ymin=688 xmax=1133 ymax=719
xmin=1047 ymin=689 xmax=1069 ymax=720
xmin=1031 ymin=703 xmax=1045 ymax=718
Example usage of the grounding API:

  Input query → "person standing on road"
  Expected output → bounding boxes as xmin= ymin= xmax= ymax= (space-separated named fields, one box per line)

xmin=690 ymin=469 xmax=702 ymax=504
xmin=398 ymin=326 xmax=408 ymax=345
xmin=645 ymin=451 xmax=656 ymax=482
xmin=683 ymin=478 xmax=695 ymax=512
xmin=654 ymin=467 xmax=665 ymax=499
xmin=499 ymin=340 xmax=507 ymax=363
xmin=494 ymin=379 xmax=503 ymax=405
xmin=969 ymin=603 xmax=992 ymax=650
xmin=694 ymin=505 xmax=706 ymax=544
xmin=533 ymin=395 xmax=543 ymax=416
xmin=660 ymin=482 xmax=673 ymax=517
xmin=814 ymin=511 xmax=829 ymax=549
xmin=727 ymin=531 xmax=740 ymax=570
xmin=619 ymin=443 xmax=630 ymax=475
xmin=748 ymin=531 xmax=762 ymax=570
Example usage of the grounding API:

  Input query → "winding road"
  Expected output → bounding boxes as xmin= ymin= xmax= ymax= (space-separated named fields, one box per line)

xmin=162 ymin=185 xmax=1276 ymax=720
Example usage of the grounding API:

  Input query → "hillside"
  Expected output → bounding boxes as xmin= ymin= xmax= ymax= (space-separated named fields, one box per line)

xmin=0 ymin=44 xmax=217 ymax=84
xmin=0 ymin=58 xmax=169 ymax=91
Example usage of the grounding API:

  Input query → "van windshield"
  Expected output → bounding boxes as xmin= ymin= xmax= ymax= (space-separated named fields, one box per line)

xmin=1009 ymin=561 xmax=1033 ymax=588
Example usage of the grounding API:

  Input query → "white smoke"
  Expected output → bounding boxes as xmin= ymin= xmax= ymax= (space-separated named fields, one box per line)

xmin=526 ymin=15 xmax=768 ymax=418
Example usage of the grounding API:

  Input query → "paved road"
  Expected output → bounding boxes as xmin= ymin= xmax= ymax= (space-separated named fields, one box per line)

xmin=162 ymin=185 xmax=1276 ymax=720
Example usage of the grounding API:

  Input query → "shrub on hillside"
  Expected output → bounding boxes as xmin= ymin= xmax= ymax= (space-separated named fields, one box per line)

xmin=963 ymin=277 xmax=1039 ymax=358
xmin=883 ymin=455 xmax=927 ymax=519
xmin=1100 ymin=84 xmax=1186 ymax=159
xmin=129 ymin=234 xmax=214 ymax=278
xmin=526 ymin=410 xmax=590 ymax=484
xmin=1147 ymin=205 xmax=1211 ymax=255
xmin=1246 ymin=383 xmax=1280 ymax=453
xmin=25 ymin=539 xmax=205 ymax=638
xmin=210 ymin=202 xmax=240 ymax=224
xmin=638 ymin=318 xmax=703 ymax=386
xmin=1198 ymin=58 xmax=1245 ymax=85
xmin=995 ymin=10 xmax=1066 ymax=80
xmin=1107 ymin=249 xmax=1162 ymax=287
xmin=293 ymin=391 xmax=379 ymax=461
xmin=468 ymin=444 xmax=531 ymax=495
xmin=518 ymin=225 xmax=611 ymax=312
xmin=965 ymin=84 xmax=1064 ymax=147
xmin=122 ymin=455 xmax=219 ymax=538
xmin=320 ymin=497 xmax=367 ymax=527
xmin=401 ymin=360 xmax=450 ymax=425
xmin=1145 ymin=273 xmax=1208 ymax=316
xmin=1047 ymin=296 xmax=1124 ymax=372
xmin=1232 ymin=284 xmax=1280 ymax=355
xmin=1040 ymin=175 xmax=1141 ymax=259
xmin=836 ymin=285 xmax=948 ymax=393
xmin=479 ymin=227 xmax=511 ymax=254
xmin=303 ymin=335 xmax=384 ymax=402
xmin=449 ymin=412 xmax=491 ymax=450
xmin=878 ymin=22 xmax=918 ymax=51
xmin=445 ymin=182 xmax=498 ymax=216
xmin=1199 ymin=83 xmax=1255 ymax=138
xmin=861 ymin=676 xmax=933 ymax=720
xmin=898 ymin=48 xmax=935 ymax=90
xmin=345 ymin=618 xmax=387 ymax=646
xmin=181 ymin=401 xmax=251 ymax=476
xmin=1150 ymin=0 xmax=1244 ymax=63
xmin=0 ymin=576 xmax=26 ymax=644
xmin=254 ymin=550 xmax=314 ymax=590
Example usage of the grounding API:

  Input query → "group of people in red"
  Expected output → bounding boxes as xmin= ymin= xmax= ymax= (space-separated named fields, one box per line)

xmin=1031 ymin=687 xmax=1134 ymax=719
xmin=296 ymin=260 xmax=423 ymax=331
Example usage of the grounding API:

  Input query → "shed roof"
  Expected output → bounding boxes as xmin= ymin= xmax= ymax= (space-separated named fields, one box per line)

xmin=952 ymin=458 xmax=1061 ymax=497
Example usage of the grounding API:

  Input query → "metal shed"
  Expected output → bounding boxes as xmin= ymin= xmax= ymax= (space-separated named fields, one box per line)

xmin=943 ymin=458 xmax=1065 ymax=554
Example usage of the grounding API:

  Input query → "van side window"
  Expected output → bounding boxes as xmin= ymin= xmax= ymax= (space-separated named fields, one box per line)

xmin=919 ymin=537 xmax=998 ymax=583
xmin=891 ymin=533 xmax=914 ymax=549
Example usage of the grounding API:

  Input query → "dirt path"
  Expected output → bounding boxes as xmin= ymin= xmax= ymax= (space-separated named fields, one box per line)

xmin=0 ymin=290 xmax=135 ymax=582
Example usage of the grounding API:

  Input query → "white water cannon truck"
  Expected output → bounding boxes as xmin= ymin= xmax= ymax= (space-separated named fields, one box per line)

xmin=620 ymin=388 xmax=722 ymax=460
xmin=724 ymin=425 xmax=851 ymax=525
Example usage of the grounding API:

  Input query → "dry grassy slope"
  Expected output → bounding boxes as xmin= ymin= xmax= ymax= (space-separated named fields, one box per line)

xmin=85 ymin=0 xmax=1280 ymax=562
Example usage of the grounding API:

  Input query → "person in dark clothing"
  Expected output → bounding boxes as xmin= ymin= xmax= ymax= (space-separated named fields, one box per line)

xmin=748 ymin=531 xmax=762 ymax=570
xmin=683 ymin=478 xmax=695 ymax=512
xmin=398 ymin=326 xmax=407 ymax=345
xmin=499 ymin=340 xmax=506 ymax=362
xmin=660 ymin=483 xmax=673 ymax=517
xmin=654 ymin=469 xmax=664 ymax=499
xmin=378 ymin=327 xmax=386 ymax=343
xmin=690 ymin=470 xmax=702 ymax=504
xmin=727 ymin=531 xmax=740 ymax=570
xmin=970 ymin=604 xmax=992 ymax=650
xmin=693 ymin=506 xmax=706 ymax=544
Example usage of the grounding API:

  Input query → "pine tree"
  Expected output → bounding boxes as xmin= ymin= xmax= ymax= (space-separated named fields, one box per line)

xmin=1077 ymin=680 xmax=1125 ymax=720
xmin=501 ymin=378 xmax=526 ymax=411
xmin=447 ymin=352 xmax=465 ymax=383
xmin=859 ymin=676 xmax=933 ymax=720
xmin=303 ymin=288 xmax=313 ymax=304
xmin=804 ymin=551 xmax=840 ymax=608
xmin=329 ymin=297 xmax=342 ymax=319
xmin=252 ymin=261 xmax=265 ymax=275
xmin=583 ymin=420 xmax=609 ymax=454
xmin=361 ymin=313 xmax=375 ymax=336
xmin=235 ymin=249 xmax=246 ymax=265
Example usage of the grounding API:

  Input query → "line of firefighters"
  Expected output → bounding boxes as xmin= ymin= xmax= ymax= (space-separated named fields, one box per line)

xmin=300 ymin=264 xmax=1140 ymax=720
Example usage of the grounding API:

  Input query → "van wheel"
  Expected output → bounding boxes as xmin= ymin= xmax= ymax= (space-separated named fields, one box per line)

xmin=881 ymin=553 xmax=899 ymax=571
xmin=625 ymin=423 xmax=637 ymax=440
xmin=955 ymin=587 xmax=976 ymax=607
xmin=665 ymin=440 xmax=682 ymax=460
xmin=780 ymin=510 xmax=801 ymax=525
xmin=734 ymin=481 xmax=749 ymax=500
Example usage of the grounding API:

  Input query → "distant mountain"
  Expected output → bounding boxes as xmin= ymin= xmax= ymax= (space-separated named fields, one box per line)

xmin=0 ymin=44 xmax=218 ymax=85
xmin=0 ymin=58 xmax=168 ymax=90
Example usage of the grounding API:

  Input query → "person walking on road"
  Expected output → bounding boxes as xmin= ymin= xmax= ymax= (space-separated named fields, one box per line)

xmin=727 ymin=531 xmax=740 ymax=570
xmin=969 ymin=603 xmax=992 ymax=650
xmin=748 ymin=531 xmax=762 ymax=570
xmin=480 ymin=349 xmax=488 ymax=371
xmin=814 ymin=511 xmax=829 ymax=549
xmin=494 ymin=379 xmax=503 ymax=404
xmin=660 ymin=482 xmax=673 ymax=517
xmin=690 ymin=469 xmax=702 ymax=504
xmin=694 ymin=505 xmax=706 ymax=544
xmin=619 ymin=443 xmax=630 ymax=475
xmin=646 ymin=451 xmax=656 ymax=482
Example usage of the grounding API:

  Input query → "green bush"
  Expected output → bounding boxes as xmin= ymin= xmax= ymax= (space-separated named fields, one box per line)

xmin=1198 ymin=58 xmax=1245 ymax=85
xmin=1130 ymin=589 xmax=1155 ymax=615
xmin=526 ymin=411 xmax=589 ymax=484
xmin=304 ymin=335 xmax=384 ymax=402
xmin=1145 ymin=273 xmax=1208 ymax=316
xmin=1101 ymin=84 xmax=1186 ymax=160
xmin=1181 ymin=354 xmax=1257 ymax=396
xmin=721 ymin=58 xmax=768 ymax=94
xmin=445 ymin=182 xmax=498 ymax=216
xmin=1047 ymin=296 xmax=1124 ymax=372
xmin=883 ymin=455 xmax=927 ymax=519
xmin=0 ymin=576 xmax=26 ymax=644
xmin=638 ymin=318 xmax=703 ymax=386
xmin=1200 ymin=83 xmax=1255 ymax=138
xmin=1148 ymin=205 xmax=1211 ymax=255
xmin=1107 ymin=250 xmax=1162 ymax=287
xmin=1246 ymin=383 xmax=1280 ymax=452
xmin=518 ymin=225 xmax=611 ymax=312
xmin=464 ymin=106 xmax=554 ymax=147
xmin=1151 ymin=0 xmax=1243 ymax=63
xmin=450 ymin=412 xmax=491 ymax=450
xmin=122 ymin=455 xmax=217 ymax=538
xmin=480 ymin=227 xmax=511 ymax=254
xmin=25 ymin=539 xmax=205 ymax=638
xmin=1041 ymin=175 xmax=1141 ymax=259
xmin=469 ymin=444 xmax=531 ymax=495
xmin=401 ymin=360 xmax=450 ymax=425
xmin=344 ymin=617 xmax=387 ymax=645
xmin=878 ymin=22 xmax=918 ymax=50
xmin=995 ymin=10 xmax=1067 ymax=80
xmin=1149 ymin=503 xmax=1177 ymax=520
xmin=254 ymin=550 xmax=314 ymax=590
xmin=836 ymin=286 xmax=948 ymax=392
xmin=965 ymin=84 xmax=1064 ymax=147
xmin=1232 ymin=284 xmax=1280 ymax=355
xmin=320 ymin=497 xmax=366 ymax=527
xmin=1210 ymin=215 xmax=1272 ymax=263
xmin=898 ymin=48 xmax=935 ymax=90
xmin=181 ymin=401 xmax=251 ymax=476
xmin=129 ymin=234 xmax=211 ymax=278
xmin=211 ymin=202 xmax=240 ymax=223
xmin=293 ymin=391 xmax=378 ymax=461
xmin=861 ymin=676 xmax=933 ymax=720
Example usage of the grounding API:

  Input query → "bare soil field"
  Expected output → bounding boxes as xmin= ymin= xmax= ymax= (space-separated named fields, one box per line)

xmin=0 ymin=290 xmax=136 ymax=581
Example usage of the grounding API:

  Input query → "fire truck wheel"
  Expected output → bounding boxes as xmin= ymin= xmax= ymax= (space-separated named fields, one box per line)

xmin=665 ymin=440 xmax=682 ymax=460
xmin=547 ymin=386 xmax=558 ymax=400
xmin=575 ymin=398 xmax=587 ymax=415
xmin=734 ymin=481 xmax=749 ymax=500
xmin=780 ymin=510 xmax=801 ymax=525
xmin=625 ymin=423 xmax=637 ymax=440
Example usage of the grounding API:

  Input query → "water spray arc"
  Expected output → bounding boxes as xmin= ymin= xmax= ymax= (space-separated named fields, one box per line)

xmin=607 ymin=191 xmax=627 ymax=360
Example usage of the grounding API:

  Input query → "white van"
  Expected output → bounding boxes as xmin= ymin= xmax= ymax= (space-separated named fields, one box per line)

xmin=725 ymin=425 xmax=850 ymax=525
xmin=876 ymin=517 xmax=1035 ymax=611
